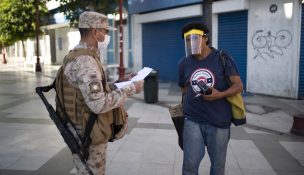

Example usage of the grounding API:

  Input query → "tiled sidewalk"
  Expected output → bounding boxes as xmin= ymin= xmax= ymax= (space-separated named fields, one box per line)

xmin=0 ymin=64 xmax=304 ymax=175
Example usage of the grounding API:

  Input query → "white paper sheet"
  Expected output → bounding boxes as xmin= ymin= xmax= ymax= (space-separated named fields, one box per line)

xmin=115 ymin=81 xmax=132 ymax=89
xmin=115 ymin=67 xmax=153 ymax=89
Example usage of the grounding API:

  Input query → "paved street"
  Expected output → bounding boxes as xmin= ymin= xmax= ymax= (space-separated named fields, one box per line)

xmin=0 ymin=63 xmax=304 ymax=175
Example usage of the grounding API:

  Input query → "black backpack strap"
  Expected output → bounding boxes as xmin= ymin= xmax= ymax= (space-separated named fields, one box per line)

xmin=219 ymin=50 xmax=232 ymax=86
xmin=81 ymin=112 xmax=98 ymax=161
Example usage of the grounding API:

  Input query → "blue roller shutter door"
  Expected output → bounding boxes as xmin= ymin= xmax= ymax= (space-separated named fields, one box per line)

xmin=299 ymin=5 xmax=304 ymax=99
xmin=218 ymin=10 xmax=248 ymax=90
xmin=142 ymin=17 xmax=201 ymax=81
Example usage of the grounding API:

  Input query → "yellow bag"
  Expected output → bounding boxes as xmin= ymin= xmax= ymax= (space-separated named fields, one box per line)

xmin=220 ymin=50 xmax=246 ymax=126
xmin=226 ymin=93 xmax=246 ymax=126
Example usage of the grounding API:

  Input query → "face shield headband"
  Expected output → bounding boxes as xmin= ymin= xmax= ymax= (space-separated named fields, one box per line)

xmin=184 ymin=29 xmax=205 ymax=57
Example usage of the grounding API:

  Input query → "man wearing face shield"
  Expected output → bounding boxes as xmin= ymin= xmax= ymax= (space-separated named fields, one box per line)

xmin=178 ymin=22 xmax=243 ymax=175
xmin=55 ymin=11 xmax=144 ymax=175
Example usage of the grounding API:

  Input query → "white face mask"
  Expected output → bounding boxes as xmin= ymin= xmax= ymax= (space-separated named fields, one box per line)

xmin=97 ymin=34 xmax=111 ymax=50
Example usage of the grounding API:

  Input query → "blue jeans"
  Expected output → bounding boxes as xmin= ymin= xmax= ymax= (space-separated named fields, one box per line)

xmin=182 ymin=118 xmax=230 ymax=175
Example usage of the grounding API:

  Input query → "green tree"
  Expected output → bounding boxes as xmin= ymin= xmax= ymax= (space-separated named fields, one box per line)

xmin=52 ymin=0 xmax=117 ymax=26
xmin=0 ymin=0 xmax=47 ymax=57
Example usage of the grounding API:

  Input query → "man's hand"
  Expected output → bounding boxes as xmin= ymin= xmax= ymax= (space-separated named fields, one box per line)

xmin=203 ymin=76 xmax=243 ymax=101
xmin=133 ymin=80 xmax=144 ymax=94
xmin=202 ymin=87 xmax=223 ymax=101
xmin=117 ymin=73 xmax=137 ymax=82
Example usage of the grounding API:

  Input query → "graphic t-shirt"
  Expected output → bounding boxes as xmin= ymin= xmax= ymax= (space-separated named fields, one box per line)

xmin=178 ymin=48 xmax=239 ymax=128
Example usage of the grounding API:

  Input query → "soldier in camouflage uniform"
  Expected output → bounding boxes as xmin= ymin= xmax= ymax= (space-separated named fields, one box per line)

xmin=58 ymin=11 xmax=144 ymax=175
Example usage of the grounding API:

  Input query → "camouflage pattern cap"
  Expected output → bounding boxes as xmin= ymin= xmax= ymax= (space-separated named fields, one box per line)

xmin=78 ymin=11 xmax=117 ymax=30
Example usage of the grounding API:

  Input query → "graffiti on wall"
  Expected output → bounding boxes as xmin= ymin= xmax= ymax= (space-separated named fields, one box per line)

xmin=251 ymin=29 xmax=292 ymax=60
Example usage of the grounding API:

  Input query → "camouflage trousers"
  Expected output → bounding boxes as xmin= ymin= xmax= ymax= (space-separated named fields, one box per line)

xmin=73 ymin=143 xmax=108 ymax=175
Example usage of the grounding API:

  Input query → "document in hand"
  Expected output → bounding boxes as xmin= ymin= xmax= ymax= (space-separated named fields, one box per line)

xmin=115 ymin=67 xmax=153 ymax=89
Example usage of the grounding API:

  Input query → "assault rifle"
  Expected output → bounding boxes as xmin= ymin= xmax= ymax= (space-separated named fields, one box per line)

xmin=36 ymin=82 xmax=94 ymax=175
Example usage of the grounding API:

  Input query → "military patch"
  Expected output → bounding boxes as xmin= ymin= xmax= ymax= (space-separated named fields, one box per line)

xmin=89 ymin=82 xmax=101 ymax=93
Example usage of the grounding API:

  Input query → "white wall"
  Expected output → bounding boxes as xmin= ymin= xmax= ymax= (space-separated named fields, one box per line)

xmin=54 ymin=27 xmax=80 ymax=64
xmin=40 ymin=35 xmax=51 ymax=64
xmin=26 ymin=40 xmax=34 ymax=61
xmin=5 ymin=36 xmax=51 ymax=65
xmin=247 ymin=0 xmax=301 ymax=98
xmin=123 ymin=24 xmax=129 ymax=68
xmin=4 ymin=22 xmax=79 ymax=66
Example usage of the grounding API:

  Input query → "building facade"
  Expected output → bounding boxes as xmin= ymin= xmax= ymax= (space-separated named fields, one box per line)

xmin=129 ymin=0 xmax=304 ymax=99
xmin=3 ymin=0 xmax=303 ymax=99
xmin=4 ymin=1 xmax=130 ymax=81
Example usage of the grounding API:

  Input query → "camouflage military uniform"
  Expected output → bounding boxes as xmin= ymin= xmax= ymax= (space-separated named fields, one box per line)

xmin=64 ymin=42 xmax=135 ymax=175
xmin=72 ymin=144 xmax=107 ymax=175
xmin=61 ymin=11 xmax=137 ymax=175
xmin=64 ymin=42 xmax=135 ymax=114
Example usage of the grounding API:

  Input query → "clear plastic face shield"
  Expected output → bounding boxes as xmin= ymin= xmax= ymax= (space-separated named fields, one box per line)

xmin=184 ymin=29 xmax=205 ymax=57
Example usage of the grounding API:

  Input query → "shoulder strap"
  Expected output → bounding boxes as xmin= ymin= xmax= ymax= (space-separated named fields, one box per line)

xmin=219 ymin=50 xmax=232 ymax=86
xmin=81 ymin=112 xmax=97 ymax=160
xmin=63 ymin=48 xmax=98 ymax=66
